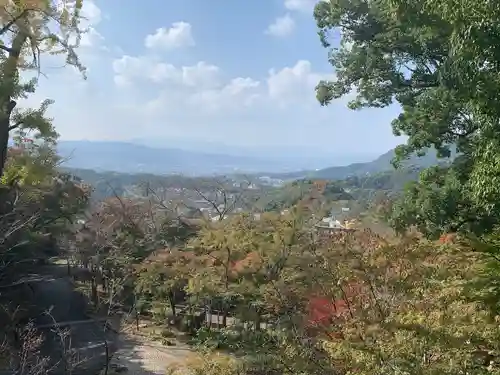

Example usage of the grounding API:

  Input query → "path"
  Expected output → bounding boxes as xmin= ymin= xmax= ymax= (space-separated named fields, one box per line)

xmin=111 ymin=333 xmax=196 ymax=375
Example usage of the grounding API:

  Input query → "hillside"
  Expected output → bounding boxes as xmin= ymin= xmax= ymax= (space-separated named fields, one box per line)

xmin=271 ymin=147 xmax=454 ymax=181
xmin=257 ymin=179 xmax=354 ymax=212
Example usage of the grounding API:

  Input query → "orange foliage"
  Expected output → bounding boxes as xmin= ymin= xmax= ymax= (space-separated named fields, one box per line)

xmin=313 ymin=180 xmax=327 ymax=193
xmin=230 ymin=251 xmax=262 ymax=275
xmin=438 ymin=232 xmax=458 ymax=244
xmin=305 ymin=282 xmax=365 ymax=328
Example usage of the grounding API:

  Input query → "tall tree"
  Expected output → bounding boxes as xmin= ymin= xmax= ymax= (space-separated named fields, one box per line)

xmin=314 ymin=0 xmax=500 ymax=236
xmin=0 ymin=0 xmax=86 ymax=177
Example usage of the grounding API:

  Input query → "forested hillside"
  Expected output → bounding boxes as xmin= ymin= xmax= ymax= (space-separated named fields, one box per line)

xmin=271 ymin=147 xmax=454 ymax=181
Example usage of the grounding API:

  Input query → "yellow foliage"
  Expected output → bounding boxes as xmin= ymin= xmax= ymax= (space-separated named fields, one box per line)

xmin=166 ymin=352 xmax=239 ymax=375
xmin=1 ymin=143 xmax=57 ymax=187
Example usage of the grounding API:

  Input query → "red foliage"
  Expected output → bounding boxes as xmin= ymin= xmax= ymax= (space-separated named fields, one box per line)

xmin=438 ymin=232 xmax=457 ymax=244
xmin=307 ymin=297 xmax=348 ymax=326
xmin=305 ymin=282 xmax=365 ymax=338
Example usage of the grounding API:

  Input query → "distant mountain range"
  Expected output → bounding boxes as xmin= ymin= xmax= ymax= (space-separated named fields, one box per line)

xmin=56 ymin=140 xmax=454 ymax=179
xmin=56 ymin=141 xmax=334 ymax=175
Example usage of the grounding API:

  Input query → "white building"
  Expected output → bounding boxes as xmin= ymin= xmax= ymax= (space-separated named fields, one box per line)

xmin=320 ymin=217 xmax=345 ymax=229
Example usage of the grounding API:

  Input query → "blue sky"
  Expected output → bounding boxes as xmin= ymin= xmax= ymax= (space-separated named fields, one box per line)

xmin=24 ymin=0 xmax=403 ymax=159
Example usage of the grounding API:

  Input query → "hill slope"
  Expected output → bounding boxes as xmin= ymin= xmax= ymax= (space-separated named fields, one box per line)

xmin=271 ymin=147 xmax=454 ymax=181
xmin=257 ymin=179 xmax=353 ymax=212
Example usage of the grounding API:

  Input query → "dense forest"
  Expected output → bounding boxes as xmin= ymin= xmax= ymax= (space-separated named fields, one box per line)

xmin=2 ymin=0 xmax=500 ymax=375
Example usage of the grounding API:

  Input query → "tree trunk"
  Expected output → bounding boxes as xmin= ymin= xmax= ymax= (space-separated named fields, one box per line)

xmin=134 ymin=293 xmax=140 ymax=331
xmin=254 ymin=313 xmax=261 ymax=331
xmin=168 ymin=292 xmax=176 ymax=318
xmin=222 ymin=309 xmax=227 ymax=327
xmin=0 ymin=29 xmax=28 ymax=178
xmin=91 ymin=276 xmax=98 ymax=306
xmin=0 ymin=117 xmax=9 ymax=178
xmin=136 ymin=310 xmax=140 ymax=331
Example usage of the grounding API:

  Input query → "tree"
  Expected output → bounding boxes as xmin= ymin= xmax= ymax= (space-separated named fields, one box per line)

xmin=0 ymin=0 xmax=86 ymax=177
xmin=181 ymin=226 xmax=500 ymax=375
xmin=186 ymin=215 xmax=255 ymax=327
xmin=135 ymin=249 xmax=192 ymax=320
xmin=0 ymin=136 xmax=90 ymax=278
xmin=313 ymin=0 xmax=500 ymax=236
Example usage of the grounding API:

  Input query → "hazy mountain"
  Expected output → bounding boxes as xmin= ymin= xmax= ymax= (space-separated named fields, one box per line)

xmin=128 ymin=137 xmax=378 ymax=169
xmin=268 ymin=147 xmax=455 ymax=181
xmin=313 ymin=148 xmax=449 ymax=179
xmin=56 ymin=140 xmax=454 ymax=179
xmin=56 ymin=141 xmax=332 ymax=175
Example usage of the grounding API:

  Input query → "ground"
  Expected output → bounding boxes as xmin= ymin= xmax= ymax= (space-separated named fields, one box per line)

xmin=111 ymin=332 xmax=196 ymax=375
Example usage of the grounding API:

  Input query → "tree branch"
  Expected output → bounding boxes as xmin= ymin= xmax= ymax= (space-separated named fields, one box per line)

xmin=0 ymin=9 xmax=29 ymax=36
xmin=0 ymin=44 xmax=13 ymax=53
xmin=8 ymin=122 xmax=20 ymax=131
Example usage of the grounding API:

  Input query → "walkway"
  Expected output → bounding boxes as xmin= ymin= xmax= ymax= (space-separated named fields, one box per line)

xmin=111 ymin=333 xmax=196 ymax=375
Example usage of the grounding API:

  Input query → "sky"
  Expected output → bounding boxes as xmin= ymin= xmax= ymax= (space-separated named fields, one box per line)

xmin=21 ymin=0 xmax=404 ymax=158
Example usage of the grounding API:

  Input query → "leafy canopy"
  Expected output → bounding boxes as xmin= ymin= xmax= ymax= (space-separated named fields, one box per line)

xmin=0 ymin=0 xmax=87 ymax=177
xmin=314 ymin=0 xmax=500 ymax=237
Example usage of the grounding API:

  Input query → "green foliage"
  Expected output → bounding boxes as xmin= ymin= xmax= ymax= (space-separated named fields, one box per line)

xmin=0 ymin=137 xmax=90 ymax=273
xmin=0 ymin=0 xmax=88 ymax=178
xmin=314 ymin=0 xmax=500 ymax=237
xmin=389 ymin=165 xmax=493 ymax=238
xmin=1 ymin=137 xmax=58 ymax=187
xmin=260 ymin=179 xmax=352 ymax=212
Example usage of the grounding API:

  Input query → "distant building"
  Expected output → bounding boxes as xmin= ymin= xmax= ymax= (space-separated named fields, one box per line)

xmin=210 ymin=215 xmax=228 ymax=221
xmin=259 ymin=176 xmax=284 ymax=187
xmin=318 ymin=217 xmax=345 ymax=229
xmin=315 ymin=216 xmax=355 ymax=239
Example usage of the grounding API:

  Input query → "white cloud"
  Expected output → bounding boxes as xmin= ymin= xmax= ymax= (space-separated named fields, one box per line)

xmin=144 ymin=22 xmax=195 ymax=50
xmin=188 ymin=77 xmax=261 ymax=112
xmin=265 ymin=14 xmax=295 ymax=37
xmin=80 ymin=0 xmax=102 ymax=27
xmin=112 ymin=56 xmax=220 ymax=89
xmin=80 ymin=27 xmax=105 ymax=47
xmin=20 ymin=45 xmax=397 ymax=155
xmin=110 ymin=51 xmax=329 ymax=113
xmin=267 ymin=60 xmax=331 ymax=106
xmin=112 ymin=55 xmax=178 ymax=86
xmin=17 ymin=6 xmax=397 ymax=156
xmin=284 ymin=0 xmax=318 ymax=13
xmin=181 ymin=62 xmax=221 ymax=89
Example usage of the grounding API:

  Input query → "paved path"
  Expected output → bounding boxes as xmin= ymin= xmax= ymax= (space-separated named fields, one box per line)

xmin=111 ymin=334 xmax=196 ymax=375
